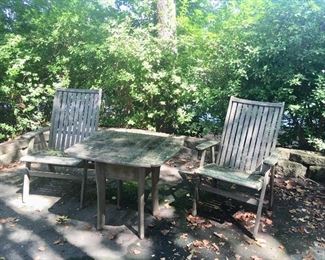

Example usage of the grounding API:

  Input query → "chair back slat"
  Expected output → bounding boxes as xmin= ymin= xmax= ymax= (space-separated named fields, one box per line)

xmin=48 ymin=88 xmax=102 ymax=151
xmin=216 ymin=96 xmax=284 ymax=173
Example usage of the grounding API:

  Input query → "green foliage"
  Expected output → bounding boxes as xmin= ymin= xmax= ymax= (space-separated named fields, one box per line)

xmin=0 ymin=0 xmax=324 ymax=150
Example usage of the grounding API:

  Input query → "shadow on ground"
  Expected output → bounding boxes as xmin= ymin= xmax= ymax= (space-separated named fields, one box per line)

xmin=0 ymin=162 xmax=324 ymax=260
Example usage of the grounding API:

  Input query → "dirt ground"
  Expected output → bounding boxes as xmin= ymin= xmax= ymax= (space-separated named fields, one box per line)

xmin=0 ymin=153 xmax=324 ymax=260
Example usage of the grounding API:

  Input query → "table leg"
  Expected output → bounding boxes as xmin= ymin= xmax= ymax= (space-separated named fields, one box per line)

xmin=95 ymin=162 xmax=106 ymax=230
xmin=138 ymin=168 xmax=146 ymax=239
xmin=151 ymin=166 xmax=160 ymax=216
xmin=117 ymin=180 xmax=122 ymax=209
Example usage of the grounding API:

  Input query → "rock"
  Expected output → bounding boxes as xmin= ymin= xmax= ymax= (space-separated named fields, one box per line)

xmin=276 ymin=159 xmax=307 ymax=178
xmin=276 ymin=147 xmax=291 ymax=160
xmin=289 ymin=150 xmax=325 ymax=166
xmin=309 ymin=166 xmax=325 ymax=185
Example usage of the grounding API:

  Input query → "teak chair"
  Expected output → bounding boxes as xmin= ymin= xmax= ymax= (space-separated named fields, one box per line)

xmin=21 ymin=88 xmax=102 ymax=208
xmin=191 ymin=96 xmax=284 ymax=238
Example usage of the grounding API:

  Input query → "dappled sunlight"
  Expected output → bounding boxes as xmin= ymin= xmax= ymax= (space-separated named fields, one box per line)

xmin=16 ymin=195 xmax=59 ymax=212
xmin=233 ymin=232 xmax=291 ymax=260
xmin=63 ymin=229 xmax=123 ymax=259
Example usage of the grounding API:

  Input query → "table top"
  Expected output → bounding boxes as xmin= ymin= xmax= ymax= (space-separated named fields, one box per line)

xmin=64 ymin=128 xmax=184 ymax=168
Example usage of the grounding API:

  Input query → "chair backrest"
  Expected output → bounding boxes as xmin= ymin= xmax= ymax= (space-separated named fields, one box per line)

xmin=216 ymin=96 xmax=284 ymax=173
xmin=48 ymin=88 xmax=102 ymax=151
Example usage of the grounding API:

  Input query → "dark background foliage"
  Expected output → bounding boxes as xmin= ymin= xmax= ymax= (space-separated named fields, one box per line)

xmin=0 ymin=0 xmax=324 ymax=151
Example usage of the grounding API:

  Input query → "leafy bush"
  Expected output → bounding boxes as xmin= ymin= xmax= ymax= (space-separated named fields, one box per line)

xmin=0 ymin=0 xmax=324 ymax=151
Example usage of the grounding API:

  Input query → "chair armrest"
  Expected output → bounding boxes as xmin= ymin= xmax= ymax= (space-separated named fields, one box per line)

xmin=22 ymin=127 xmax=50 ymax=154
xmin=22 ymin=127 xmax=50 ymax=140
xmin=196 ymin=140 xmax=220 ymax=151
xmin=263 ymin=152 xmax=279 ymax=167
xmin=195 ymin=140 xmax=220 ymax=167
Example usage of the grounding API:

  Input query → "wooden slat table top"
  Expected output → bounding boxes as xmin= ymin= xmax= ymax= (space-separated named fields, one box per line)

xmin=65 ymin=128 xmax=184 ymax=168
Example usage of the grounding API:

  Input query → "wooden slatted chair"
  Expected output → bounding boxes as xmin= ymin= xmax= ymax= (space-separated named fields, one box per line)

xmin=20 ymin=88 xmax=102 ymax=208
xmin=190 ymin=96 xmax=284 ymax=238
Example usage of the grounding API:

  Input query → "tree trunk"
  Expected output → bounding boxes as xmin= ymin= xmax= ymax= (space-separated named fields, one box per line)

xmin=157 ymin=0 xmax=176 ymax=41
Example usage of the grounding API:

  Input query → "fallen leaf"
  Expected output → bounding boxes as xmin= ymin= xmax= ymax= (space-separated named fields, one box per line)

xmin=132 ymin=249 xmax=141 ymax=255
xmin=53 ymin=238 xmax=65 ymax=245
xmin=302 ymin=250 xmax=315 ymax=260
xmin=213 ymin=232 xmax=228 ymax=240
xmin=38 ymin=246 xmax=46 ymax=252
xmin=250 ymin=256 xmax=263 ymax=260
xmin=211 ymin=242 xmax=220 ymax=252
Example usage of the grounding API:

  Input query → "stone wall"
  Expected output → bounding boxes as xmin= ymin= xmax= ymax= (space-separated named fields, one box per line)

xmin=276 ymin=148 xmax=325 ymax=184
xmin=0 ymin=130 xmax=49 ymax=166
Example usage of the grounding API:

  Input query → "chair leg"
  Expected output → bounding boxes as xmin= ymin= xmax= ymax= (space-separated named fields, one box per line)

xmin=268 ymin=166 xmax=275 ymax=210
xmin=117 ymin=180 xmax=122 ymax=209
xmin=22 ymin=163 xmax=31 ymax=203
xmin=80 ymin=163 xmax=88 ymax=209
xmin=253 ymin=171 xmax=270 ymax=238
xmin=192 ymin=179 xmax=199 ymax=216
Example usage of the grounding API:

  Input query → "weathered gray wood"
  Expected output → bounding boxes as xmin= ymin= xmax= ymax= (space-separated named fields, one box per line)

xmin=264 ymin=153 xmax=279 ymax=166
xmin=65 ymin=128 xmax=184 ymax=168
xmin=66 ymin=128 xmax=183 ymax=239
xmin=57 ymin=90 xmax=68 ymax=151
xmin=196 ymin=140 xmax=219 ymax=151
xmin=198 ymin=164 xmax=264 ymax=190
xmin=224 ymin=102 xmax=241 ymax=166
xmin=199 ymin=150 xmax=207 ymax=168
xmin=216 ymin=97 xmax=284 ymax=172
xmin=117 ymin=180 xmax=122 ymax=209
xmin=192 ymin=180 xmax=199 ymax=216
xmin=138 ymin=169 xmax=146 ymax=239
xmin=96 ymin=162 xmax=107 ymax=230
xmin=240 ymin=105 xmax=258 ymax=171
xmin=194 ymin=96 xmax=284 ymax=238
xmin=230 ymin=104 xmax=245 ymax=168
xmin=250 ymin=106 xmax=269 ymax=170
xmin=80 ymin=162 xmax=88 ymax=208
xmin=253 ymin=169 xmax=270 ymax=237
xmin=21 ymin=88 xmax=102 ymax=207
xmin=245 ymin=106 xmax=264 ymax=171
xmin=211 ymin=146 xmax=215 ymax=163
xmin=151 ymin=167 xmax=160 ymax=216
xmin=257 ymin=107 xmax=274 ymax=167
xmin=269 ymin=166 xmax=275 ymax=210
xmin=27 ymin=170 xmax=82 ymax=180
xmin=100 ymin=164 xmax=147 ymax=181
xmin=233 ymin=104 xmax=250 ymax=169
xmin=48 ymin=89 xmax=101 ymax=151
xmin=218 ymin=100 xmax=237 ymax=166
xmin=200 ymin=183 xmax=263 ymax=206
xmin=22 ymin=163 xmax=31 ymax=203
xmin=21 ymin=155 xmax=82 ymax=166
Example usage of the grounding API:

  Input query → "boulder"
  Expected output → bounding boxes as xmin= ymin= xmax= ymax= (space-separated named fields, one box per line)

xmin=289 ymin=150 xmax=325 ymax=166
xmin=275 ymin=159 xmax=307 ymax=178
xmin=275 ymin=147 xmax=291 ymax=160
xmin=309 ymin=166 xmax=325 ymax=185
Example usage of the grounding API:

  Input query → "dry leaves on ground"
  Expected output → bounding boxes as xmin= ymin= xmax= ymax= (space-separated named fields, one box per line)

xmin=132 ymin=249 xmax=141 ymax=255
xmin=275 ymin=175 xmax=325 ymax=234
xmin=186 ymin=214 xmax=214 ymax=229
xmin=53 ymin=238 xmax=66 ymax=245
xmin=233 ymin=211 xmax=272 ymax=231
xmin=0 ymin=217 xmax=19 ymax=227
xmin=187 ymin=239 xmax=220 ymax=254
xmin=250 ymin=255 xmax=263 ymax=260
